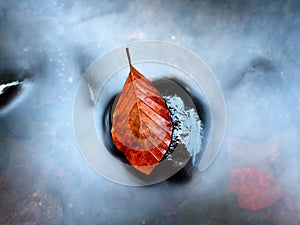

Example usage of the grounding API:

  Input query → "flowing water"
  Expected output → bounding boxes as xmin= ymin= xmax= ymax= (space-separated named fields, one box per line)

xmin=1 ymin=1 xmax=300 ymax=224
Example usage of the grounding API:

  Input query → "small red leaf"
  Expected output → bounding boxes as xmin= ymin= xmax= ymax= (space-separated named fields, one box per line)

xmin=111 ymin=48 xmax=173 ymax=175
xmin=228 ymin=168 xmax=282 ymax=211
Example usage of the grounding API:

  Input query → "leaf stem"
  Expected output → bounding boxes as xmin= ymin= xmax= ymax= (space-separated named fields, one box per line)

xmin=126 ymin=47 xmax=132 ymax=66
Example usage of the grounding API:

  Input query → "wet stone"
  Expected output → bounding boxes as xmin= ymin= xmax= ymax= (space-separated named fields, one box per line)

xmin=104 ymin=78 xmax=203 ymax=180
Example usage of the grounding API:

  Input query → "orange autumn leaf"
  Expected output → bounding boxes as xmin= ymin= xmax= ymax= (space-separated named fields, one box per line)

xmin=111 ymin=48 xmax=173 ymax=175
xmin=228 ymin=168 xmax=282 ymax=211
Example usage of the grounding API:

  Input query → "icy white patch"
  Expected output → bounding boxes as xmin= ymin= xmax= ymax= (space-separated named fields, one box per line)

xmin=0 ymin=81 xmax=21 ymax=95
xmin=164 ymin=95 xmax=203 ymax=165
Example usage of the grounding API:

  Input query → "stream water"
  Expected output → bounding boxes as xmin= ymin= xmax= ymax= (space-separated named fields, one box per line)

xmin=1 ymin=1 xmax=300 ymax=224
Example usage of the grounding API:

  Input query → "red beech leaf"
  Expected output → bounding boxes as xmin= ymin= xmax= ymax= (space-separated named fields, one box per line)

xmin=228 ymin=168 xmax=282 ymax=211
xmin=111 ymin=48 xmax=173 ymax=175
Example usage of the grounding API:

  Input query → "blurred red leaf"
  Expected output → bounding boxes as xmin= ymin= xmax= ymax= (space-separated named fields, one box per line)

xmin=228 ymin=168 xmax=282 ymax=211
xmin=111 ymin=48 xmax=173 ymax=175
